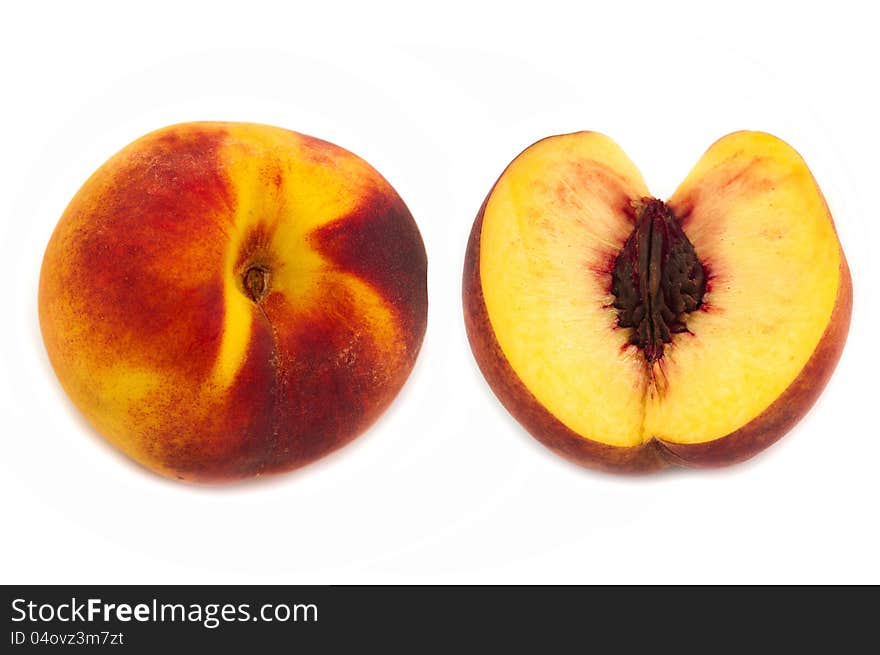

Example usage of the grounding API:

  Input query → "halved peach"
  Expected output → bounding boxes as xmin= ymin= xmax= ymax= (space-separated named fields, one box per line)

xmin=463 ymin=131 xmax=851 ymax=472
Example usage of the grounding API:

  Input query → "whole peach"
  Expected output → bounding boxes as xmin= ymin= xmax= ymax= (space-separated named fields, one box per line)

xmin=40 ymin=122 xmax=427 ymax=482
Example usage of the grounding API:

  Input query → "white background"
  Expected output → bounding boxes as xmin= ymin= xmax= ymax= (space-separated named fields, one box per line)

xmin=1 ymin=1 xmax=878 ymax=584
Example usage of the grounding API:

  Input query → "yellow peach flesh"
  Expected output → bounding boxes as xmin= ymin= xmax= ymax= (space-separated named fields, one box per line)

xmin=653 ymin=132 xmax=841 ymax=444
xmin=480 ymin=133 xmax=650 ymax=447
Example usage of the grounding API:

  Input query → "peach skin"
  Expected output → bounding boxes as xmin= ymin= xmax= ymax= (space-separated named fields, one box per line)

xmin=40 ymin=122 xmax=427 ymax=483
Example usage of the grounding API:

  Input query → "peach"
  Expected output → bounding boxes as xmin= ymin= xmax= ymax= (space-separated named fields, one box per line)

xmin=40 ymin=122 xmax=427 ymax=483
xmin=463 ymin=131 xmax=851 ymax=472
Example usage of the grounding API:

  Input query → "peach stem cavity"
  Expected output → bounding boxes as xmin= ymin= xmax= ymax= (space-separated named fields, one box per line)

xmin=611 ymin=197 xmax=706 ymax=362
xmin=243 ymin=265 xmax=270 ymax=303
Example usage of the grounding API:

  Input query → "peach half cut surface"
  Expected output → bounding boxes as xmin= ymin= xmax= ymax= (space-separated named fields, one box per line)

xmin=39 ymin=122 xmax=427 ymax=483
xmin=463 ymin=131 xmax=851 ymax=473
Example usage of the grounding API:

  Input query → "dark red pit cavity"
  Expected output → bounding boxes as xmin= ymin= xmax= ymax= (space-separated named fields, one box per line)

xmin=611 ymin=198 xmax=706 ymax=362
